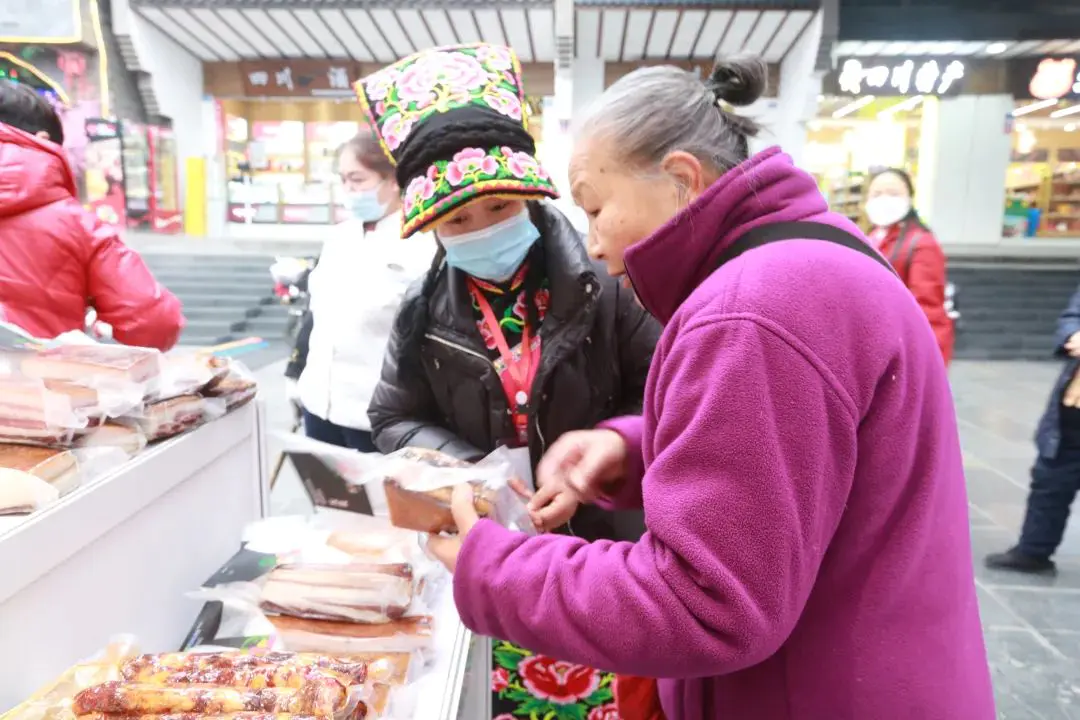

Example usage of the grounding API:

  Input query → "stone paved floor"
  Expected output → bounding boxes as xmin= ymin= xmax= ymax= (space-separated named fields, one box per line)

xmin=256 ymin=358 xmax=1080 ymax=718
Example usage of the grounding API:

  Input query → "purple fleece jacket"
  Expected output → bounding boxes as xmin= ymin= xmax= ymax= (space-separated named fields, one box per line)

xmin=453 ymin=147 xmax=995 ymax=719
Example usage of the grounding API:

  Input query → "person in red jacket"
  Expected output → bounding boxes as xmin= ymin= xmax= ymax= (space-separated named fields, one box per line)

xmin=0 ymin=81 xmax=184 ymax=350
xmin=866 ymin=168 xmax=953 ymax=365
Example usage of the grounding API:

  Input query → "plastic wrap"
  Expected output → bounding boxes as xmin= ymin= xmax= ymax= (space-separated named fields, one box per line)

xmin=75 ymin=421 xmax=149 ymax=457
xmin=370 ymin=447 xmax=536 ymax=535
xmin=153 ymin=353 xmax=231 ymax=401
xmin=70 ymin=650 xmax=376 ymax=720
xmin=0 ymin=635 xmax=139 ymax=720
xmin=0 ymin=444 xmax=80 ymax=496
xmin=18 ymin=344 xmax=163 ymax=407
xmin=267 ymin=615 xmax=434 ymax=656
xmin=201 ymin=360 xmax=257 ymax=411
xmin=259 ymin=562 xmax=415 ymax=624
xmin=120 ymin=395 xmax=228 ymax=443
xmin=0 ymin=467 xmax=60 ymax=515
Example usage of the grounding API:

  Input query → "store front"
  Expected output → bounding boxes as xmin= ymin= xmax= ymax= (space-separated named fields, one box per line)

xmin=825 ymin=0 xmax=1080 ymax=247
xmin=1004 ymin=56 xmax=1080 ymax=239
xmin=202 ymin=59 xmax=551 ymax=231
xmin=812 ymin=46 xmax=1080 ymax=245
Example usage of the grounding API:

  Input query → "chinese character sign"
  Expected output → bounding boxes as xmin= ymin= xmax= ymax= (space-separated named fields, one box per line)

xmin=830 ymin=58 xmax=966 ymax=97
xmin=239 ymin=61 xmax=364 ymax=97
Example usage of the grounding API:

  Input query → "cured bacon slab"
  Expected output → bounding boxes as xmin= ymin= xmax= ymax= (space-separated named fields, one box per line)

xmin=259 ymin=563 xmax=414 ymax=624
xmin=21 ymin=345 xmax=161 ymax=385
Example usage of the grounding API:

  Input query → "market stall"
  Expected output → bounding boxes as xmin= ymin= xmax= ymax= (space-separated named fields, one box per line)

xmin=0 ymin=400 xmax=268 ymax=708
xmin=0 ymin=435 xmax=514 ymax=718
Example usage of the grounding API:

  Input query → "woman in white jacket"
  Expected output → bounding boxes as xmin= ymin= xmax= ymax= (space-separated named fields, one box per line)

xmin=285 ymin=131 xmax=435 ymax=452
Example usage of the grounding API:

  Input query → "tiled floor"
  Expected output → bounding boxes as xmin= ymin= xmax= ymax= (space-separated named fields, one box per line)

xmin=952 ymin=361 xmax=1080 ymax=719
xmin=258 ymin=358 xmax=1080 ymax=717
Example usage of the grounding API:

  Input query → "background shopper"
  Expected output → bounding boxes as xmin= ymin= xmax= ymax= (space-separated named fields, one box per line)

xmin=986 ymin=284 xmax=1080 ymax=575
xmin=285 ymin=130 xmax=435 ymax=453
xmin=360 ymin=44 xmax=660 ymax=720
xmin=866 ymin=168 xmax=954 ymax=364
xmin=0 ymin=81 xmax=183 ymax=350
xmin=429 ymin=56 xmax=994 ymax=720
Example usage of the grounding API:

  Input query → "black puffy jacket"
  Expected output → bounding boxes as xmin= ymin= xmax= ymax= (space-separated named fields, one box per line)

xmin=368 ymin=202 xmax=660 ymax=541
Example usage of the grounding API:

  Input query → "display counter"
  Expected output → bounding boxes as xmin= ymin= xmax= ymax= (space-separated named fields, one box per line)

xmin=0 ymin=402 xmax=268 ymax=710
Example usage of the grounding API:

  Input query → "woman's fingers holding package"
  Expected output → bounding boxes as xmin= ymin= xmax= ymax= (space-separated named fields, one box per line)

xmin=531 ymin=491 xmax=581 ymax=533
xmin=450 ymin=483 xmax=481 ymax=535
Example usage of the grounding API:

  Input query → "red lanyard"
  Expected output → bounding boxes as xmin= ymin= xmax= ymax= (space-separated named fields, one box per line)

xmin=468 ymin=282 xmax=541 ymax=444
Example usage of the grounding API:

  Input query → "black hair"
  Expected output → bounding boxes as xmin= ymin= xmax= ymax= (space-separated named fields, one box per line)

xmin=869 ymin=167 xmax=926 ymax=227
xmin=393 ymin=108 xmax=536 ymax=190
xmin=0 ymin=80 xmax=64 ymax=145
xmin=392 ymin=106 xmax=537 ymax=375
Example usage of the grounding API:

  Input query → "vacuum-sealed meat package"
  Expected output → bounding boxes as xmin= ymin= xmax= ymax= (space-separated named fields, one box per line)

xmin=267 ymin=615 xmax=434 ymax=655
xmin=0 ymin=443 xmax=80 ymax=496
xmin=76 ymin=421 xmax=149 ymax=456
xmin=201 ymin=359 xmax=258 ymax=411
xmin=154 ymin=352 xmax=231 ymax=400
xmin=259 ymin=562 xmax=415 ymax=624
xmin=0 ymin=467 xmax=59 ymax=515
xmin=72 ymin=679 xmax=350 ymax=715
xmin=122 ymin=395 xmax=225 ymax=443
xmin=20 ymin=343 xmax=162 ymax=386
xmin=367 ymin=447 xmax=534 ymax=535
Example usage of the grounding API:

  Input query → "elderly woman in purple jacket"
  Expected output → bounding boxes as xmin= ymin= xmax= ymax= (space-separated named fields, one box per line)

xmin=429 ymin=56 xmax=995 ymax=719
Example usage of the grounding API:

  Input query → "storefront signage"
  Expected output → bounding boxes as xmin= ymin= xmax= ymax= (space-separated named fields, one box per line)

xmin=1010 ymin=57 xmax=1080 ymax=100
xmin=239 ymin=61 xmax=364 ymax=98
xmin=0 ymin=0 xmax=79 ymax=43
xmin=826 ymin=58 xmax=966 ymax=97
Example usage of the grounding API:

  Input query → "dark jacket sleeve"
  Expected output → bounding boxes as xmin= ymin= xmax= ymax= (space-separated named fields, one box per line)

xmin=368 ymin=289 xmax=485 ymax=460
xmin=1054 ymin=285 xmax=1080 ymax=357
xmin=284 ymin=309 xmax=312 ymax=380
xmin=612 ymin=280 xmax=662 ymax=416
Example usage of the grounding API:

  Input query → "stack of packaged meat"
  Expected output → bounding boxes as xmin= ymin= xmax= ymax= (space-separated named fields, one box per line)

xmin=71 ymin=650 xmax=379 ymax=719
xmin=0 ymin=341 xmax=258 ymax=518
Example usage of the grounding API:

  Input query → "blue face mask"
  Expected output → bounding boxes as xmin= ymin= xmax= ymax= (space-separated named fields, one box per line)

xmin=348 ymin=189 xmax=389 ymax=222
xmin=440 ymin=209 xmax=540 ymax=282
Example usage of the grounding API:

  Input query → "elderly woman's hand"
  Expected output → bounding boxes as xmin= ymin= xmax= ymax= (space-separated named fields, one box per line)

xmin=426 ymin=484 xmax=482 ymax=573
xmin=530 ymin=429 xmax=628 ymax=531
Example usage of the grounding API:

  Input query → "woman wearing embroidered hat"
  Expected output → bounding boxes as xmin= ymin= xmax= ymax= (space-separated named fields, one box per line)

xmin=359 ymin=44 xmax=661 ymax=719
xmin=426 ymin=55 xmax=995 ymax=720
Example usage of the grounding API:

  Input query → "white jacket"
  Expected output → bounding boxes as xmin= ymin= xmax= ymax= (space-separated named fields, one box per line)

xmin=298 ymin=214 xmax=436 ymax=430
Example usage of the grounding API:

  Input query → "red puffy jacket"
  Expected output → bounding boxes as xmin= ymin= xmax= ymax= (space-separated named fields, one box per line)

xmin=0 ymin=123 xmax=184 ymax=350
xmin=870 ymin=219 xmax=954 ymax=365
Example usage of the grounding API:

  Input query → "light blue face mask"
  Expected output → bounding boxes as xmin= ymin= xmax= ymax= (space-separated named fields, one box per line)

xmin=348 ymin=189 xmax=390 ymax=223
xmin=440 ymin=209 xmax=540 ymax=282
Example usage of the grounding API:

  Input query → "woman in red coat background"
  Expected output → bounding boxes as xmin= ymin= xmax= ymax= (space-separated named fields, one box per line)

xmin=0 ymin=81 xmax=183 ymax=350
xmin=866 ymin=168 xmax=954 ymax=365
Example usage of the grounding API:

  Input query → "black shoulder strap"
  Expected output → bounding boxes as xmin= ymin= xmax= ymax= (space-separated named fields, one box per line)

xmin=715 ymin=221 xmax=899 ymax=278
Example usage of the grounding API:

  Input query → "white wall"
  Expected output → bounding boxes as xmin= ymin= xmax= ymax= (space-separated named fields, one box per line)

xmin=113 ymin=0 xmax=205 ymax=207
xmin=773 ymin=11 xmax=824 ymax=167
xmin=918 ymin=95 xmax=1012 ymax=245
xmin=541 ymin=56 xmax=604 ymax=231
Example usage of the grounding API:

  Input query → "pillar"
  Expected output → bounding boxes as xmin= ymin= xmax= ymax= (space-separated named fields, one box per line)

xmin=772 ymin=11 xmax=824 ymax=166
xmin=916 ymin=95 xmax=1012 ymax=246
xmin=541 ymin=55 xmax=604 ymax=230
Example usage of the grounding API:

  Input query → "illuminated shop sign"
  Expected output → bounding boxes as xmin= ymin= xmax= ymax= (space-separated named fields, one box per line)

xmin=1026 ymin=57 xmax=1080 ymax=100
xmin=828 ymin=58 xmax=966 ymax=96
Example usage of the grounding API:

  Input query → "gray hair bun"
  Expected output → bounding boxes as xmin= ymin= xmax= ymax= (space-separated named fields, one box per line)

xmin=705 ymin=56 xmax=767 ymax=107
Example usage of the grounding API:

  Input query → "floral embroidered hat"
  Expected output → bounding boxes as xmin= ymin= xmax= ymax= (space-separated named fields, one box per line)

xmin=355 ymin=42 xmax=559 ymax=238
